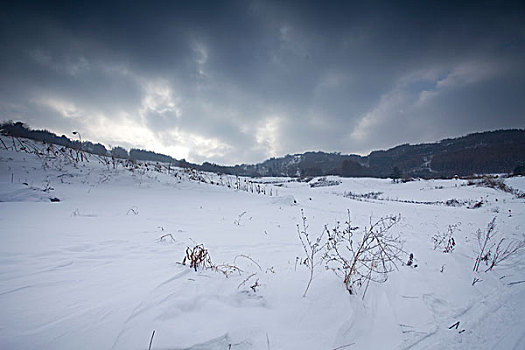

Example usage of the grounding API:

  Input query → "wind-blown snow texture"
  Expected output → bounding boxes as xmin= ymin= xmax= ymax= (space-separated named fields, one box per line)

xmin=1 ymin=136 xmax=524 ymax=349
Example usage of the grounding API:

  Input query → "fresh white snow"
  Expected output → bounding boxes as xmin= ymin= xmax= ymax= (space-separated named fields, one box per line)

xmin=1 ymin=136 xmax=524 ymax=349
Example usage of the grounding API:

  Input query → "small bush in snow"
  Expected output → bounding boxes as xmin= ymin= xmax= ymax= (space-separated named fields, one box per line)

xmin=468 ymin=176 xmax=525 ymax=199
xmin=473 ymin=217 xmax=525 ymax=272
xmin=182 ymin=245 xmax=247 ymax=278
xmin=182 ymin=244 xmax=213 ymax=271
xmin=432 ymin=224 xmax=459 ymax=253
xmin=343 ymin=191 xmax=383 ymax=200
xmin=324 ymin=211 xmax=405 ymax=297
xmin=309 ymin=177 xmax=342 ymax=188
xmin=473 ymin=218 xmax=497 ymax=272
xmin=485 ymin=238 xmax=525 ymax=271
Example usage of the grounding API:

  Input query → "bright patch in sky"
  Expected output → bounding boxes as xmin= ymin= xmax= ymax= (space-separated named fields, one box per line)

xmin=0 ymin=1 xmax=524 ymax=164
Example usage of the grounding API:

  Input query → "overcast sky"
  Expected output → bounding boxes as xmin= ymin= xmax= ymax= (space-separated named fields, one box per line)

xmin=1 ymin=1 xmax=524 ymax=165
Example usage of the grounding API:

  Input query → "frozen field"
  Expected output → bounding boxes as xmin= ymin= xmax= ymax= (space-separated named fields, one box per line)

xmin=1 ymin=136 xmax=524 ymax=349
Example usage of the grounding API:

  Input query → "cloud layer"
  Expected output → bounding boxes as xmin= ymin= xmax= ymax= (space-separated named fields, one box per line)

xmin=1 ymin=1 xmax=524 ymax=164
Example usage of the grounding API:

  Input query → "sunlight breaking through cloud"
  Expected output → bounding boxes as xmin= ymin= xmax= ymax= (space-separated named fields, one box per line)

xmin=0 ymin=1 xmax=523 ymax=164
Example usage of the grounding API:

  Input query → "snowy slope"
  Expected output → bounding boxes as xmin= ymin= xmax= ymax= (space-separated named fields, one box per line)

xmin=1 ymin=136 xmax=524 ymax=349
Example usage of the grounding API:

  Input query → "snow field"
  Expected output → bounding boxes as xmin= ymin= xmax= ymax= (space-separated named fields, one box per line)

xmin=1 ymin=137 xmax=524 ymax=349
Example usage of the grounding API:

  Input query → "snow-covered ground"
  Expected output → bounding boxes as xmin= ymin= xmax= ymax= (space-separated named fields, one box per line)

xmin=1 ymin=136 xmax=524 ymax=349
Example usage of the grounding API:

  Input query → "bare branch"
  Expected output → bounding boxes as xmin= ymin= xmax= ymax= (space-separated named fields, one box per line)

xmin=297 ymin=209 xmax=326 ymax=297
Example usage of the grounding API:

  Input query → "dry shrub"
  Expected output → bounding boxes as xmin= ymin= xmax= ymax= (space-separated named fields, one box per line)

xmin=297 ymin=209 xmax=326 ymax=297
xmin=182 ymin=244 xmax=213 ymax=271
xmin=296 ymin=209 xmax=405 ymax=298
xmin=432 ymin=224 xmax=459 ymax=253
xmin=324 ymin=211 xmax=405 ymax=297
xmin=473 ymin=217 xmax=525 ymax=273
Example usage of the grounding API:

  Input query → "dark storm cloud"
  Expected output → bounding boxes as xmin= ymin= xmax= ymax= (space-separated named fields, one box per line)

xmin=1 ymin=1 xmax=524 ymax=164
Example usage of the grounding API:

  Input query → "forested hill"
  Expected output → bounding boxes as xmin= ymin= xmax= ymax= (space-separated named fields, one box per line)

xmin=211 ymin=129 xmax=525 ymax=178
xmin=1 ymin=121 xmax=524 ymax=178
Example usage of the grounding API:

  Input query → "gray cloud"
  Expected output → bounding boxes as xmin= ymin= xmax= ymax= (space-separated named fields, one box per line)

xmin=1 ymin=1 xmax=524 ymax=165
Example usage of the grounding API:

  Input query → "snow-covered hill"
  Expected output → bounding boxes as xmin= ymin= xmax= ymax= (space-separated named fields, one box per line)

xmin=1 ymin=136 xmax=524 ymax=349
